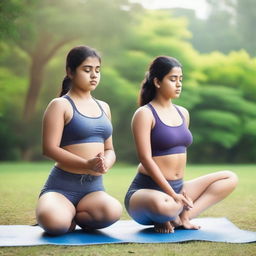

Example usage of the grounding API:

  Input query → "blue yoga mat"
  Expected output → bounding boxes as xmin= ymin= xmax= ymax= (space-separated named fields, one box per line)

xmin=0 ymin=218 xmax=255 ymax=246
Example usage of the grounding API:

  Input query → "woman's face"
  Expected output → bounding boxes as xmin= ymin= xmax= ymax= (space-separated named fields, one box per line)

xmin=157 ymin=66 xmax=183 ymax=99
xmin=70 ymin=57 xmax=101 ymax=92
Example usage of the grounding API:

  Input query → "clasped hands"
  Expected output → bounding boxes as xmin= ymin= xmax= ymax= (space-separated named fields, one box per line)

xmin=86 ymin=152 xmax=108 ymax=174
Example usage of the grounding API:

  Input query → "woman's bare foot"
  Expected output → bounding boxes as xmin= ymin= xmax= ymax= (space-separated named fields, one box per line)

xmin=180 ymin=218 xmax=200 ymax=230
xmin=154 ymin=221 xmax=174 ymax=233
xmin=170 ymin=216 xmax=182 ymax=228
xmin=179 ymin=208 xmax=200 ymax=230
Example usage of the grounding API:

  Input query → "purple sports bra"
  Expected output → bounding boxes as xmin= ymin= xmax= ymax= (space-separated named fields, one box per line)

xmin=147 ymin=103 xmax=193 ymax=156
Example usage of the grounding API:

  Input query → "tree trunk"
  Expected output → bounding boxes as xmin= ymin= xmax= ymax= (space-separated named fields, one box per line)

xmin=22 ymin=37 xmax=75 ymax=120
xmin=23 ymin=58 xmax=45 ymax=120
xmin=21 ymin=37 xmax=75 ymax=159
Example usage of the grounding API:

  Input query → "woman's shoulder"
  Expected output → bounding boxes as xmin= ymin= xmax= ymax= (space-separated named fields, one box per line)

xmin=175 ymin=104 xmax=189 ymax=115
xmin=45 ymin=97 xmax=71 ymax=112
xmin=134 ymin=105 xmax=152 ymax=115
xmin=175 ymin=104 xmax=190 ymax=123
xmin=133 ymin=105 xmax=154 ymax=123
xmin=94 ymin=99 xmax=111 ymax=117
xmin=96 ymin=99 xmax=109 ymax=109
xmin=94 ymin=99 xmax=110 ymax=112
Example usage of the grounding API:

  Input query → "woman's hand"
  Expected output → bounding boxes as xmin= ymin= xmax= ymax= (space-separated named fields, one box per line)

xmin=173 ymin=192 xmax=193 ymax=209
xmin=182 ymin=191 xmax=193 ymax=210
xmin=86 ymin=152 xmax=107 ymax=174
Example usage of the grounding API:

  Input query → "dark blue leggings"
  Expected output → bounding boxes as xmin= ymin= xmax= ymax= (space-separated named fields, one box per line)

xmin=40 ymin=166 xmax=104 ymax=206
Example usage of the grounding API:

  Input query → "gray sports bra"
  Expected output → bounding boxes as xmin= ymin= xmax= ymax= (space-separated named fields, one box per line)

xmin=60 ymin=95 xmax=112 ymax=147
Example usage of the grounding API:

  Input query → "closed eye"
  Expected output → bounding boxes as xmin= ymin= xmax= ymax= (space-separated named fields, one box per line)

xmin=169 ymin=75 xmax=183 ymax=82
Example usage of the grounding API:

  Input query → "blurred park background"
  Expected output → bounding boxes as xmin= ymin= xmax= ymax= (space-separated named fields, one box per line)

xmin=0 ymin=0 xmax=256 ymax=164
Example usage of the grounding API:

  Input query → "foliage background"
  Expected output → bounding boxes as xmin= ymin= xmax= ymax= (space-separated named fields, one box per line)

xmin=0 ymin=0 xmax=256 ymax=164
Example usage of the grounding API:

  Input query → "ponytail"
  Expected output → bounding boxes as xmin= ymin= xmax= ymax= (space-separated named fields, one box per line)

xmin=59 ymin=76 xmax=71 ymax=97
xmin=138 ymin=73 xmax=156 ymax=106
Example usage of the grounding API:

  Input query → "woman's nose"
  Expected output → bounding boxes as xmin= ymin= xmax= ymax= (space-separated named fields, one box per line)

xmin=91 ymin=71 xmax=97 ymax=78
xmin=176 ymin=80 xmax=182 ymax=87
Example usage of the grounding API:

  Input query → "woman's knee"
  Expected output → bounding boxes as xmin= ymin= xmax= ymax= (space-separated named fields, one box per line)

xmin=99 ymin=202 xmax=122 ymax=228
xmin=151 ymin=196 xmax=182 ymax=217
xmin=226 ymin=170 xmax=238 ymax=190
xmin=76 ymin=198 xmax=122 ymax=224
xmin=37 ymin=211 xmax=73 ymax=235
xmin=75 ymin=203 xmax=122 ymax=229
xmin=101 ymin=199 xmax=123 ymax=221
xmin=217 ymin=170 xmax=238 ymax=192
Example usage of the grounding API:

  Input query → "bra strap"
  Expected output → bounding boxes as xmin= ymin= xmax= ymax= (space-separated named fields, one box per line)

xmin=147 ymin=103 xmax=160 ymax=122
xmin=93 ymin=98 xmax=109 ymax=117
xmin=148 ymin=103 xmax=185 ymax=123
xmin=62 ymin=95 xmax=77 ymax=110
xmin=173 ymin=104 xmax=185 ymax=121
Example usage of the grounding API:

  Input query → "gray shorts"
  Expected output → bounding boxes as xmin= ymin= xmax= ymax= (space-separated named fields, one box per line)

xmin=39 ymin=166 xmax=104 ymax=206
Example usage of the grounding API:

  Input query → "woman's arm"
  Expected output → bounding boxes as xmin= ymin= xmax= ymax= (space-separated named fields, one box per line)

xmin=132 ymin=107 xmax=177 ymax=197
xmin=103 ymin=138 xmax=116 ymax=171
xmin=100 ymin=101 xmax=116 ymax=171
xmin=42 ymin=98 xmax=104 ymax=172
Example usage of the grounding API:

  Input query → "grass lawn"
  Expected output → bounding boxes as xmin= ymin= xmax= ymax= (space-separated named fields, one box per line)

xmin=0 ymin=162 xmax=255 ymax=255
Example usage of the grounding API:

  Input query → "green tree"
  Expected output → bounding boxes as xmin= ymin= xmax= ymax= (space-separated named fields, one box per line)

xmin=112 ymin=10 xmax=200 ymax=86
xmin=0 ymin=0 xmax=137 ymax=160
xmin=1 ymin=0 xmax=134 ymax=120
xmin=186 ymin=49 xmax=256 ymax=163
xmin=199 ymin=50 xmax=256 ymax=100
xmin=0 ymin=0 xmax=25 ymax=40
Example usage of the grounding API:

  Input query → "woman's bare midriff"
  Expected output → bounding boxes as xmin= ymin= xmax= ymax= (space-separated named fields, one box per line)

xmin=138 ymin=153 xmax=187 ymax=180
xmin=56 ymin=143 xmax=104 ymax=174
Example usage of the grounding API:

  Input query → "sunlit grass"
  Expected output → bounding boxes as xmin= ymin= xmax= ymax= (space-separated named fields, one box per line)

xmin=0 ymin=162 xmax=255 ymax=255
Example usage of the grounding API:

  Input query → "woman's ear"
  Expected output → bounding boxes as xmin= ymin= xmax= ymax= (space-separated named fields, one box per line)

xmin=153 ymin=77 xmax=161 ymax=89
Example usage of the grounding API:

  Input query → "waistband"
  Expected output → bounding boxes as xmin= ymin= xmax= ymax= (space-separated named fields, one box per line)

xmin=52 ymin=166 xmax=100 ymax=184
xmin=136 ymin=172 xmax=183 ymax=183
xmin=133 ymin=172 xmax=183 ymax=193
